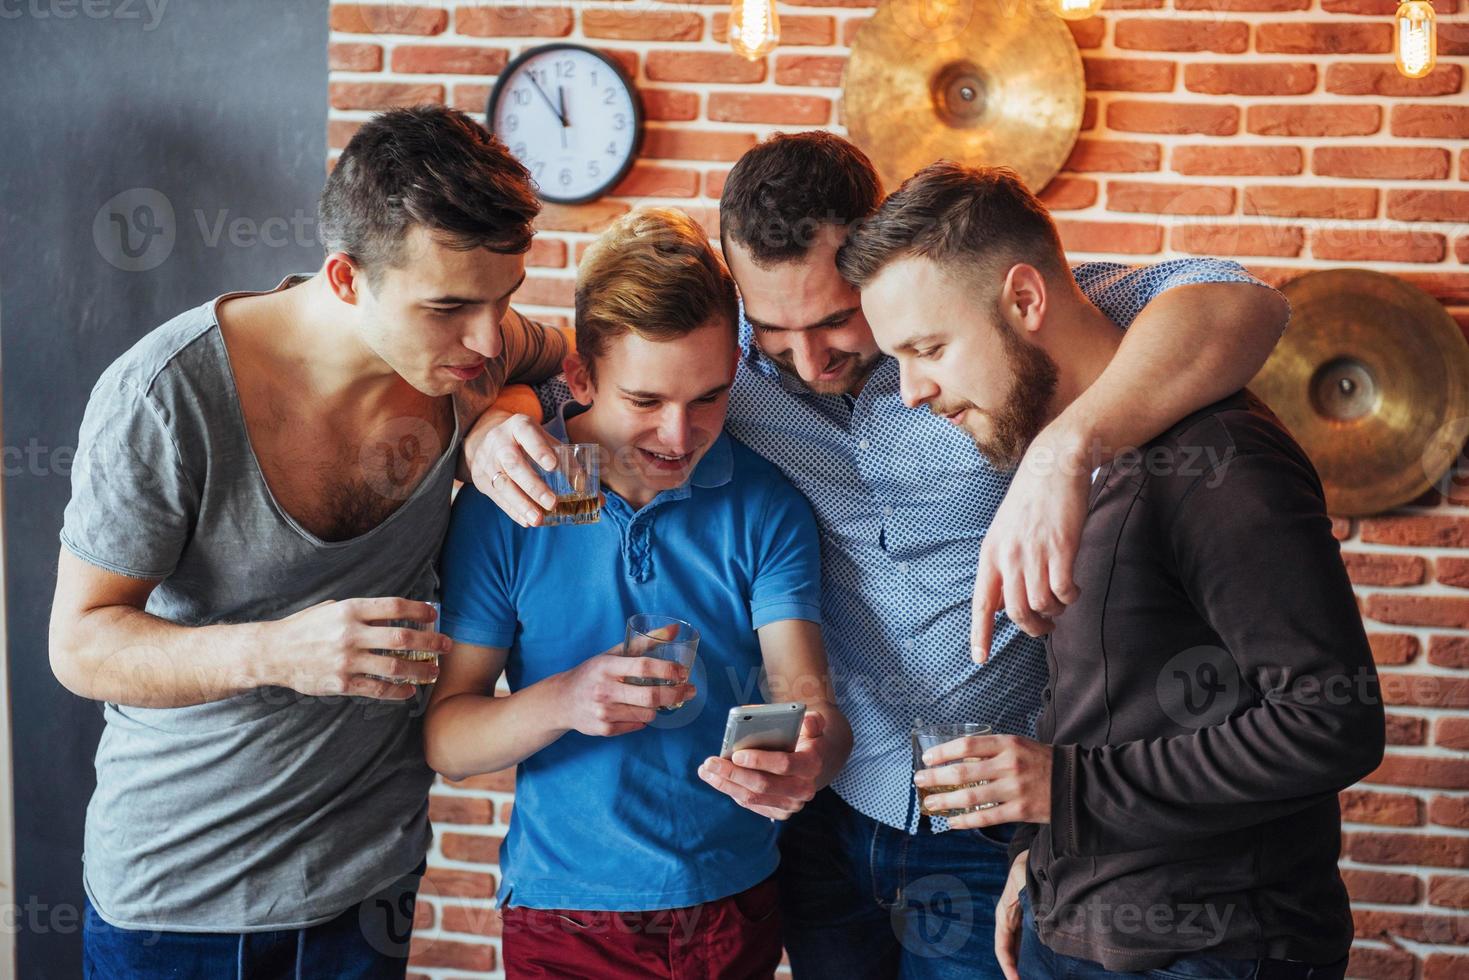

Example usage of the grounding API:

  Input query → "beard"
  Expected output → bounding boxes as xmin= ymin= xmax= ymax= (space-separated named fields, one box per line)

xmin=940 ymin=329 xmax=1059 ymax=470
xmin=772 ymin=348 xmax=884 ymax=396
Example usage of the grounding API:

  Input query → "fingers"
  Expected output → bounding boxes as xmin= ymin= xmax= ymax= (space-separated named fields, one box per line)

xmin=730 ymin=747 xmax=820 ymax=779
xmin=611 ymin=681 xmax=697 ymax=710
xmin=799 ymin=711 xmax=824 ymax=740
xmin=596 ymin=703 xmax=656 ymax=726
xmin=1048 ymin=538 xmax=1080 ymax=606
xmin=704 ymin=756 xmax=813 ymax=803
xmin=697 ymin=758 xmax=805 ymax=816
xmin=995 ymin=888 xmax=1024 ymax=980
xmin=914 ymin=760 xmax=991 ymax=791
xmin=942 ymin=799 xmax=1022 ymax=830
xmin=613 ymin=656 xmax=687 ymax=685
xmin=344 ymin=676 xmax=420 ymax=701
xmin=1001 ymin=558 xmax=1051 ymax=638
xmin=920 ymin=733 xmax=1003 ymax=767
xmin=349 ymin=597 xmax=439 ymax=625
xmin=1022 ymin=540 xmax=1063 ymax=621
xmin=477 ymin=417 xmax=560 ymax=527
xmin=919 ymin=780 xmax=1004 ymax=815
xmin=360 ymin=625 xmax=453 ymax=654
xmin=971 ymin=549 xmax=1003 ymax=664
xmin=353 ymin=653 xmax=442 ymax=686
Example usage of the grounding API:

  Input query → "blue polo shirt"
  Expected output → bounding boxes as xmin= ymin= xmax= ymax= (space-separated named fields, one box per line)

xmin=438 ymin=405 xmax=823 ymax=911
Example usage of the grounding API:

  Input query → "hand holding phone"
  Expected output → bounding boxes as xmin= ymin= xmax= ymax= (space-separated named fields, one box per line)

xmin=699 ymin=703 xmax=824 ymax=821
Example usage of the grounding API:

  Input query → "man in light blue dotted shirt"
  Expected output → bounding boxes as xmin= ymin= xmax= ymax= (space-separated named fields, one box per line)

xmin=467 ymin=133 xmax=1289 ymax=979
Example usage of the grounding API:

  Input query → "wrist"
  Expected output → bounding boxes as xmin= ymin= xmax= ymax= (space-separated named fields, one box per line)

xmin=538 ymin=670 xmax=578 ymax=734
xmin=237 ymin=620 xmax=280 ymax=690
xmin=1028 ymin=415 xmax=1095 ymax=480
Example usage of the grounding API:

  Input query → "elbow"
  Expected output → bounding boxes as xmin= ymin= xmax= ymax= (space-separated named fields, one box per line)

xmin=421 ymin=712 xmax=463 ymax=782
xmin=1329 ymin=700 xmax=1386 ymax=788
xmin=47 ymin=624 xmax=93 ymax=700
xmin=423 ymin=741 xmax=469 ymax=784
xmin=1353 ymin=704 xmax=1388 ymax=784
xmin=1257 ymin=286 xmax=1290 ymax=344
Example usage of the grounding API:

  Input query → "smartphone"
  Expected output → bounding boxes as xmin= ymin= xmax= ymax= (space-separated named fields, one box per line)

xmin=720 ymin=702 xmax=807 ymax=759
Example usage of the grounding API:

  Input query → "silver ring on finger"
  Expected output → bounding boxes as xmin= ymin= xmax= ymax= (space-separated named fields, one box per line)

xmin=491 ymin=469 xmax=506 ymax=489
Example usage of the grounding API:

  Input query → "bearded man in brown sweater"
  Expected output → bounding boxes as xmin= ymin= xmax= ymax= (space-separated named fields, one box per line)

xmin=838 ymin=161 xmax=1385 ymax=980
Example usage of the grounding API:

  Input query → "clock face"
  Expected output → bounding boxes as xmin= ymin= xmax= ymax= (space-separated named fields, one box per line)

xmin=488 ymin=44 xmax=641 ymax=205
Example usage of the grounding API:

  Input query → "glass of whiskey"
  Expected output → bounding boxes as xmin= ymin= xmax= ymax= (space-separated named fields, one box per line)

xmin=539 ymin=443 xmax=601 ymax=526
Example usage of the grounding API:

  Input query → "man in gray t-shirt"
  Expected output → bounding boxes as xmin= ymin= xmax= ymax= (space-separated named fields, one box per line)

xmin=50 ymin=107 xmax=567 ymax=978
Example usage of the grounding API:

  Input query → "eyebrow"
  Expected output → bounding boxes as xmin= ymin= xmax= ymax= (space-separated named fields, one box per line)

xmin=617 ymin=381 xmax=732 ymax=401
xmin=424 ymin=272 xmax=527 ymax=306
xmin=746 ymin=305 xmax=861 ymax=334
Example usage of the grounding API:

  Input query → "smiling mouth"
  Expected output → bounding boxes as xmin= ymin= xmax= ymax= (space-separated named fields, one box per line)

xmin=639 ymin=448 xmax=693 ymax=469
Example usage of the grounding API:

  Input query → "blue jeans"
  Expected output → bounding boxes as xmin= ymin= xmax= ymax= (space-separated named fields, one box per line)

xmin=778 ymin=787 xmax=1012 ymax=980
xmin=83 ymin=862 xmax=424 ymax=979
xmin=1018 ymin=890 xmax=1347 ymax=980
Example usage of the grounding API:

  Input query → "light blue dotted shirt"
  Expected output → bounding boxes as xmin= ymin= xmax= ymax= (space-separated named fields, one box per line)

xmin=541 ymin=258 xmax=1272 ymax=834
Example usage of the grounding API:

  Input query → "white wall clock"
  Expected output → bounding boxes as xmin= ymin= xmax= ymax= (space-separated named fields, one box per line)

xmin=488 ymin=43 xmax=643 ymax=205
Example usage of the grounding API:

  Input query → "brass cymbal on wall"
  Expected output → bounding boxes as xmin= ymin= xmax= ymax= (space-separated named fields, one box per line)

xmin=841 ymin=0 xmax=1085 ymax=193
xmin=1251 ymin=269 xmax=1469 ymax=516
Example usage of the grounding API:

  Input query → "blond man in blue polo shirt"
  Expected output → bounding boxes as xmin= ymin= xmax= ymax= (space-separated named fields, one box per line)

xmin=425 ymin=207 xmax=852 ymax=979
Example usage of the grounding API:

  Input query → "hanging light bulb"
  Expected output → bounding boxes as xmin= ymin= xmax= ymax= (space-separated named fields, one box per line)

xmin=1395 ymin=0 xmax=1437 ymax=78
xmin=728 ymin=0 xmax=780 ymax=61
xmin=1055 ymin=0 xmax=1105 ymax=20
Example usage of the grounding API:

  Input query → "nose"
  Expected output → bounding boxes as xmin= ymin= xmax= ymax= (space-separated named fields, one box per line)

xmin=657 ymin=405 xmax=694 ymax=455
xmin=788 ymin=332 xmax=829 ymax=383
xmin=899 ymin=365 xmax=938 ymax=410
xmin=462 ymin=309 xmax=504 ymax=361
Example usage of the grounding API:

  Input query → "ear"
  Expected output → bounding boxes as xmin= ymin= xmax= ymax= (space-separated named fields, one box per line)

xmin=323 ymin=252 xmax=363 ymax=305
xmin=564 ymin=352 xmax=595 ymax=404
xmin=1000 ymin=263 xmax=1048 ymax=337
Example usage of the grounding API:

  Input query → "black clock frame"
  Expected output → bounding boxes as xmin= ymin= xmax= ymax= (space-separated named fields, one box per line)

xmin=487 ymin=43 xmax=645 ymax=206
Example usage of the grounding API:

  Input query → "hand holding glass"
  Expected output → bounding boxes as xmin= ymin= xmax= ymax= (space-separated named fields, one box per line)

xmin=539 ymin=443 xmax=601 ymax=526
xmin=913 ymin=722 xmax=996 ymax=817
xmin=623 ymin=614 xmax=699 ymax=712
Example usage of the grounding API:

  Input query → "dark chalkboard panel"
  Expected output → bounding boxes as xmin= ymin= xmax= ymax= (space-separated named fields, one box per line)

xmin=0 ymin=4 xmax=327 ymax=974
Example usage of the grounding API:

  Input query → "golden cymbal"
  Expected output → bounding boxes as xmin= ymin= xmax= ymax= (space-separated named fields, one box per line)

xmin=841 ymin=0 xmax=1085 ymax=194
xmin=1252 ymin=269 xmax=1469 ymax=516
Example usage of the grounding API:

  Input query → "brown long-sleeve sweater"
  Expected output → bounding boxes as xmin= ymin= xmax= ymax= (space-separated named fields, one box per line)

xmin=1009 ymin=390 xmax=1385 ymax=972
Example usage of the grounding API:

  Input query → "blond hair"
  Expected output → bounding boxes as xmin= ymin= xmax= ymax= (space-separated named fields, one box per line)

xmin=574 ymin=207 xmax=739 ymax=379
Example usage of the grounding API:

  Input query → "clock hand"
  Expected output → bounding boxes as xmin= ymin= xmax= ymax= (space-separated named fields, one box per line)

xmin=526 ymin=75 xmax=566 ymax=126
xmin=557 ymin=85 xmax=568 ymax=149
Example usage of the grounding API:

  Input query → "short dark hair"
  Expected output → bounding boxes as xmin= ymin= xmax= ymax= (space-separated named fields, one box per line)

xmin=719 ymin=131 xmax=882 ymax=265
xmin=836 ymin=162 xmax=1067 ymax=295
xmin=318 ymin=105 xmax=540 ymax=283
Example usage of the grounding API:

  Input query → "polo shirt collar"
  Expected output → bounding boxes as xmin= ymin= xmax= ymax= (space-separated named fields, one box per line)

xmin=547 ymin=400 xmax=734 ymax=495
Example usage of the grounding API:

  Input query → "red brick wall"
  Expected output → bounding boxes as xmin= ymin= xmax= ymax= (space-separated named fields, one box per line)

xmin=326 ymin=2 xmax=1469 ymax=976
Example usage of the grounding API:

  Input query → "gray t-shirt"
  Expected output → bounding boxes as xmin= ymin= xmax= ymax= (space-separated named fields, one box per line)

xmin=60 ymin=276 xmax=563 ymax=932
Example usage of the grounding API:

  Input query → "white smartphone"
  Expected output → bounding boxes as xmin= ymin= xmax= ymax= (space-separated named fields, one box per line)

xmin=720 ymin=702 xmax=807 ymax=759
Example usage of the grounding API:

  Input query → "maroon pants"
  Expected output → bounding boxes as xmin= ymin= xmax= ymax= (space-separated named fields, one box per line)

xmin=500 ymin=876 xmax=782 ymax=979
